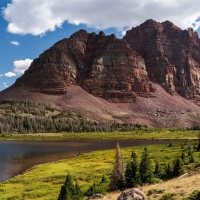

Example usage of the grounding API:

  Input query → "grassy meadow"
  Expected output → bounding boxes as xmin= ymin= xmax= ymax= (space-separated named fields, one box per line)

xmin=0 ymin=141 xmax=200 ymax=200
xmin=0 ymin=128 xmax=199 ymax=141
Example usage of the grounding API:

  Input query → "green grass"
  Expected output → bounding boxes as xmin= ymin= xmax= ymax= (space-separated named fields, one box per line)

xmin=0 ymin=128 xmax=199 ymax=141
xmin=0 ymin=143 xmax=200 ymax=200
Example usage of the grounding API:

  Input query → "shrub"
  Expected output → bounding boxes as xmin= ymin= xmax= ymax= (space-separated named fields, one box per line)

xmin=184 ymin=190 xmax=200 ymax=200
xmin=159 ymin=192 xmax=177 ymax=200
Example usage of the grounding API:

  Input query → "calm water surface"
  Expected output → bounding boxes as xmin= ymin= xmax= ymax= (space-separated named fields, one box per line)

xmin=0 ymin=139 xmax=168 ymax=182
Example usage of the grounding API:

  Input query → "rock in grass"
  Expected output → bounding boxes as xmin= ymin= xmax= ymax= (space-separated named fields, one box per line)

xmin=117 ymin=188 xmax=147 ymax=200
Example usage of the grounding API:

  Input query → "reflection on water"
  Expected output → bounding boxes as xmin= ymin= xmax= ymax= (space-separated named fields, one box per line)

xmin=0 ymin=139 xmax=168 ymax=182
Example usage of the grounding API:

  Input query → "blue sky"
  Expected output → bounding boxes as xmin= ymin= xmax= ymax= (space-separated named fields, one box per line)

xmin=1 ymin=0 xmax=200 ymax=91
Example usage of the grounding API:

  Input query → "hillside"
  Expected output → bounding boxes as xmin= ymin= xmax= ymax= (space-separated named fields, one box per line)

xmin=95 ymin=173 xmax=200 ymax=200
xmin=1 ymin=19 xmax=200 ymax=127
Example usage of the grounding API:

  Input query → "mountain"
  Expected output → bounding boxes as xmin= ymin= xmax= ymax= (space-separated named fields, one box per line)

xmin=14 ymin=29 xmax=154 ymax=102
xmin=1 ymin=19 xmax=200 ymax=127
xmin=124 ymin=19 xmax=200 ymax=101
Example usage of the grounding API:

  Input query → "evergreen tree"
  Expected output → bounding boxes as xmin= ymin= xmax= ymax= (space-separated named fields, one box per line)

xmin=172 ymin=158 xmax=183 ymax=177
xmin=189 ymin=153 xmax=195 ymax=163
xmin=125 ymin=150 xmax=140 ymax=188
xmin=57 ymin=174 xmax=83 ymax=200
xmin=58 ymin=185 xmax=67 ymax=200
xmin=109 ymin=143 xmax=125 ymax=191
xmin=181 ymin=152 xmax=186 ymax=160
xmin=165 ymin=163 xmax=173 ymax=178
xmin=154 ymin=161 xmax=161 ymax=177
xmin=139 ymin=146 xmax=153 ymax=183
xmin=197 ymin=142 xmax=200 ymax=152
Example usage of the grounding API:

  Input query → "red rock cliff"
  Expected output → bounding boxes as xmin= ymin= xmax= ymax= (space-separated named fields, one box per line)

xmin=15 ymin=29 xmax=154 ymax=102
xmin=124 ymin=19 xmax=200 ymax=100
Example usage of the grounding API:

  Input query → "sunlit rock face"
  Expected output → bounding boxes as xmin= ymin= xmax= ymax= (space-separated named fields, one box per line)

xmin=124 ymin=19 xmax=200 ymax=100
xmin=15 ymin=29 xmax=154 ymax=102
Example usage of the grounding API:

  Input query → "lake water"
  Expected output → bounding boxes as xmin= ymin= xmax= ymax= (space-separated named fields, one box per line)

xmin=0 ymin=139 xmax=169 ymax=182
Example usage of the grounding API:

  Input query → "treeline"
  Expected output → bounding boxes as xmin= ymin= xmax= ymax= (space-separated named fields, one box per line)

xmin=0 ymin=100 xmax=146 ymax=133
xmin=0 ymin=115 xmax=145 ymax=133
xmin=0 ymin=100 xmax=55 ymax=116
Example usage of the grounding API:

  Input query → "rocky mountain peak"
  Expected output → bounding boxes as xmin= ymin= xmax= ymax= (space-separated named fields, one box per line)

xmin=13 ymin=19 xmax=200 ymax=104
xmin=15 ymin=29 xmax=154 ymax=102
xmin=124 ymin=19 xmax=200 ymax=101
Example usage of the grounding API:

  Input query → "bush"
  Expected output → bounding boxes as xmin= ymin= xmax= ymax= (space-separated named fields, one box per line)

xmin=159 ymin=192 xmax=177 ymax=200
xmin=184 ymin=190 xmax=200 ymax=200
xmin=147 ymin=188 xmax=165 ymax=195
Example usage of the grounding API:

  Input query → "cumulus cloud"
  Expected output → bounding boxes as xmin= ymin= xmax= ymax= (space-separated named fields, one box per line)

xmin=3 ymin=82 xmax=8 ymax=88
xmin=10 ymin=40 xmax=20 ymax=46
xmin=4 ymin=59 xmax=32 ymax=78
xmin=13 ymin=59 xmax=33 ymax=74
xmin=4 ymin=72 xmax=17 ymax=77
xmin=2 ymin=0 xmax=200 ymax=36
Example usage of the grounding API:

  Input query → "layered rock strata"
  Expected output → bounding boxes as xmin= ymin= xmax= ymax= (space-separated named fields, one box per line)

xmin=15 ymin=30 xmax=154 ymax=102
xmin=124 ymin=19 xmax=200 ymax=100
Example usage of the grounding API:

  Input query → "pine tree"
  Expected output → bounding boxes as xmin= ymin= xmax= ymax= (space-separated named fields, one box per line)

xmin=165 ymin=163 xmax=172 ymax=178
xmin=189 ymin=153 xmax=195 ymax=163
xmin=109 ymin=143 xmax=125 ymax=191
xmin=57 ymin=174 xmax=83 ymax=200
xmin=197 ymin=142 xmax=200 ymax=152
xmin=58 ymin=185 xmax=67 ymax=200
xmin=197 ymin=133 xmax=200 ymax=152
xmin=154 ymin=161 xmax=161 ymax=177
xmin=125 ymin=150 xmax=140 ymax=188
xmin=172 ymin=158 xmax=182 ymax=177
xmin=181 ymin=152 xmax=186 ymax=160
xmin=139 ymin=146 xmax=153 ymax=183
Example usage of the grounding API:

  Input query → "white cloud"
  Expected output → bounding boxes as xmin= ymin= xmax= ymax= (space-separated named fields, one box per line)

xmin=13 ymin=59 xmax=33 ymax=74
xmin=10 ymin=40 xmax=20 ymax=46
xmin=2 ymin=0 xmax=200 ymax=36
xmin=3 ymin=83 xmax=8 ymax=88
xmin=4 ymin=72 xmax=17 ymax=77
xmin=4 ymin=59 xmax=32 ymax=79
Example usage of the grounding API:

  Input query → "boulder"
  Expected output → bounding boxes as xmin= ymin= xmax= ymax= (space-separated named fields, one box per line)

xmin=117 ymin=188 xmax=147 ymax=200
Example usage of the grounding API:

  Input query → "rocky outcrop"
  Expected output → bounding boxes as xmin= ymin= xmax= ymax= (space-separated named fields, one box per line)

xmin=81 ymin=32 xmax=154 ymax=102
xmin=124 ymin=19 xmax=200 ymax=100
xmin=14 ymin=19 xmax=200 ymax=102
xmin=15 ymin=30 xmax=89 ymax=95
xmin=117 ymin=188 xmax=147 ymax=200
xmin=15 ymin=30 xmax=154 ymax=102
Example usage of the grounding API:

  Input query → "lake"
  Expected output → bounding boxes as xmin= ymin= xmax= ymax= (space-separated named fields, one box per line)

xmin=0 ymin=139 xmax=169 ymax=182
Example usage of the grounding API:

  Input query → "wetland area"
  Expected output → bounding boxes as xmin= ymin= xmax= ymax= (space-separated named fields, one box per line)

xmin=0 ymin=139 xmax=169 ymax=182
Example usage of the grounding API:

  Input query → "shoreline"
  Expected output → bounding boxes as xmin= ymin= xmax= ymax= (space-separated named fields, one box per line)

xmin=0 ymin=129 xmax=199 ymax=141
xmin=1 ymin=141 xmax=199 ymax=200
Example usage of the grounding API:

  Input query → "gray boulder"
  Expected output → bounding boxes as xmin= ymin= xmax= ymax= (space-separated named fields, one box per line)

xmin=117 ymin=188 xmax=147 ymax=200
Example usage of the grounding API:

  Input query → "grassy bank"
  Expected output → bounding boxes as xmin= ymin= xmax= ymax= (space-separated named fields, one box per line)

xmin=0 ymin=129 xmax=199 ymax=141
xmin=101 ymin=173 xmax=200 ymax=200
xmin=0 ymin=142 xmax=200 ymax=200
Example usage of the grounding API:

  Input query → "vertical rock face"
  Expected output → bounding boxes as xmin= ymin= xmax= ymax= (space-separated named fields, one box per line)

xmin=124 ymin=19 xmax=200 ymax=100
xmin=15 ymin=29 xmax=154 ymax=102
xmin=15 ymin=30 xmax=89 ymax=95
xmin=82 ymin=32 xmax=154 ymax=102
